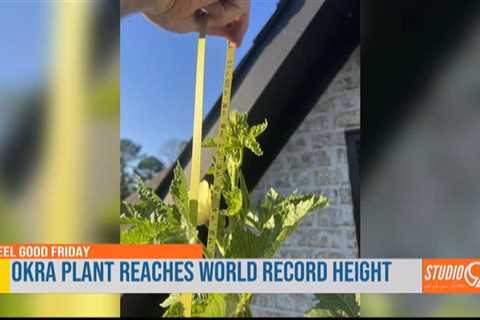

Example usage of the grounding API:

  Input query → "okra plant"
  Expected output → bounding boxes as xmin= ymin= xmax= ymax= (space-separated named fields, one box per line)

xmin=121 ymin=111 xmax=356 ymax=317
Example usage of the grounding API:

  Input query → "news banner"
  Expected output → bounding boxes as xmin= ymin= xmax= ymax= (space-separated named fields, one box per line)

xmin=0 ymin=244 xmax=478 ymax=294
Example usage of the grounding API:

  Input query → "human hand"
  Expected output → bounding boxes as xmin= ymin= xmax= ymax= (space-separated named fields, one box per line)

xmin=123 ymin=0 xmax=250 ymax=47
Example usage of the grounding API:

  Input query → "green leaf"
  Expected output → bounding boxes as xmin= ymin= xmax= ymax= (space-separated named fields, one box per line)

xmin=227 ymin=190 xmax=328 ymax=258
xmin=245 ymin=138 xmax=263 ymax=156
xmin=160 ymin=293 xmax=181 ymax=309
xmin=228 ymin=228 xmax=269 ymax=258
xmin=120 ymin=175 xmax=194 ymax=244
xmin=129 ymin=177 xmax=166 ymax=217
xmin=228 ymin=111 xmax=247 ymax=129
xmin=160 ymin=294 xmax=184 ymax=318
xmin=169 ymin=162 xmax=190 ymax=220
xmin=120 ymin=212 xmax=186 ymax=244
xmin=120 ymin=111 xmax=331 ymax=318
xmin=194 ymin=294 xmax=241 ymax=317
xmin=306 ymin=294 xmax=360 ymax=318
xmin=205 ymin=166 xmax=214 ymax=176
xmin=224 ymin=187 xmax=242 ymax=217
xmin=202 ymin=137 xmax=218 ymax=148
xmin=249 ymin=119 xmax=268 ymax=137
xmin=238 ymin=172 xmax=251 ymax=210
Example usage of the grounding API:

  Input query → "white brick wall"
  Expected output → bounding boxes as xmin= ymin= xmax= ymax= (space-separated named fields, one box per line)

xmin=250 ymin=47 xmax=360 ymax=317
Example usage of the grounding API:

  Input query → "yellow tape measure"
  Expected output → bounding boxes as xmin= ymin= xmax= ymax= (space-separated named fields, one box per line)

xmin=181 ymin=16 xmax=208 ymax=317
xmin=206 ymin=41 xmax=236 ymax=258
xmin=182 ymin=13 xmax=235 ymax=316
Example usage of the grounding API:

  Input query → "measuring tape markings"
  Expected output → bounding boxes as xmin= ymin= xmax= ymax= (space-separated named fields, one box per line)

xmin=182 ymin=11 xmax=235 ymax=312
xmin=206 ymin=42 xmax=236 ymax=259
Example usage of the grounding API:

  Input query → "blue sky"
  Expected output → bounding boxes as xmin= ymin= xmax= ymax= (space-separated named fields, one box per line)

xmin=0 ymin=1 xmax=278 ymax=161
xmin=121 ymin=1 xmax=278 ymax=160
xmin=0 ymin=1 xmax=51 ymax=91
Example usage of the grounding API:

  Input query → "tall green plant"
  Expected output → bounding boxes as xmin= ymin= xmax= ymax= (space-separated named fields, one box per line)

xmin=121 ymin=111 xmax=331 ymax=317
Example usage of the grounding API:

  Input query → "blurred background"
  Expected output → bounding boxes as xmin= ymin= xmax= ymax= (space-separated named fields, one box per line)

xmin=362 ymin=0 xmax=480 ymax=316
xmin=0 ymin=0 xmax=119 ymax=316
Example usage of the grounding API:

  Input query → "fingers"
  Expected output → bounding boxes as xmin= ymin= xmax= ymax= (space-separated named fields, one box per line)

xmin=230 ymin=13 xmax=249 ymax=47
xmin=207 ymin=12 xmax=249 ymax=47
xmin=205 ymin=0 xmax=250 ymax=47
xmin=222 ymin=0 xmax=249 ymax=20
xmin=204 ymin=0 xmax=244 ymax=26
xmin=142 ymin=0 xmax=250 ymax=45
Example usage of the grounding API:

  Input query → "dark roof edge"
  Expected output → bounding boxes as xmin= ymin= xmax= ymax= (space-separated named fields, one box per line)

xmin=241 ymin=0 xmax=360 ymax=191
xmin=156 ymin=0 xmax=360 ymax=198
xmin=155 ymin=0 xmax=299 ymax=198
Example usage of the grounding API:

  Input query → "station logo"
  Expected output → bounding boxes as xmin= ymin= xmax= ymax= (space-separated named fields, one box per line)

xmin=423 ymin=259 xmax=480 ymax=293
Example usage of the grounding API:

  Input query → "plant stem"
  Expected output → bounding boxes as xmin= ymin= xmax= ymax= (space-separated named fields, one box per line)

xmin=234 ymin=293 xmax=253 ymax=317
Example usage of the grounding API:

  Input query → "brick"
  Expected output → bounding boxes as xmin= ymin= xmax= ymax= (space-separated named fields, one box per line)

xmin=306 ymin=114 xmax=330 ymax=131
xmin=311 ymin=249 xmax=356 ymax=259
xmin=274 ymin=294 xmax=314 ymax=313
xmin=285 ymin=136 xmax=308 ymax=153
xmin=299 ymin=213 xmax=316 ymax=227
xmin=250 ymin=47 xmax=360 ymax=316
xmin=296 ymin=229 xmax=320 ymax=247
xmin=340 ymin=187 xmax=352 ymax=204
xmin=331 ymin=73 xmax=360 ymax=92
xmin=316 ymin=208 xmax=355 ymax=228
xmin=271 ymin=173 xmax=292 ymax=189
xmin=274 ymin=295 xmax=291 ymax=311
xmin=253 ymin=295 xmax=276 ymax=309
xmin=345 ymin=228 xmax=358 ymax=249
xmin=282 ymin=232 xmax=300 ymax=247
xmin=311 ymin=132 xmax=345 ymax=148
xmin=301 ymin=150 xmax=331 ymax=166
xmin=290 ymin=170 xmax=312 ymax=188
xmin=285 ymin=154 xmax=302 ymax=170
xmin=276 ymin=248 xmax=308 ymax=259
xmin=343 ymin=88 xmax=360 ymax=109
xmin=313 ymin=168 xmax=344 ymax=186
xmin=336 ymin=147 xmax=348 ymax=164
xmin=336 ymin=93 xmax=357 ymax=109
xmin=269 ymin=157 xmax=285 ymax=172
xmin=313 ymin=98 xmax=335 ymax=114
xmin=335 ymin=110 xmax=360 ymax=128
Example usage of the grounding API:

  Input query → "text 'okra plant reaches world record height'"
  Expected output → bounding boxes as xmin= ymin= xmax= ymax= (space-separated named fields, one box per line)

xmin=121 ymin=111 xmax=358 ymax=317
